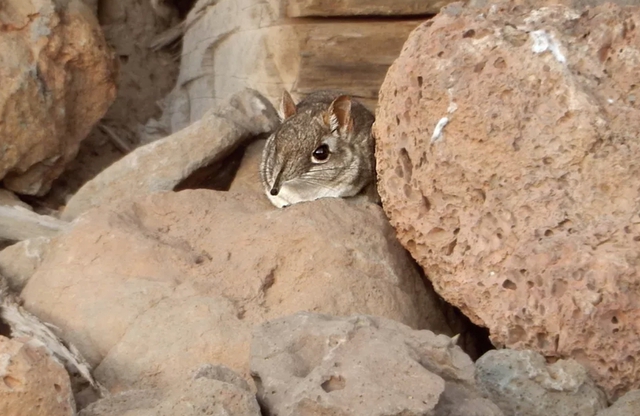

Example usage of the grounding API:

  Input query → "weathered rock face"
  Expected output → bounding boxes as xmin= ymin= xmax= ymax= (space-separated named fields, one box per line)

xmin=22 ymin=189 xmax=451 ymax=392
xmin=79 ymin=365 xmax=261 ymax=416
xmin=374 ymin=2 xmax=640 ymax=398
xmin=0 ymin=0 xmax=117 ymax=195
xmin=251 ymin=312 xmax=503 ymax=416
xmin=0 ymin=336 xmax=75 ymax=416
xmin=43 ymin=0 xmax=181 ymax=205
xmin=476 ymin=349 xmax=607 ymax=416
xmin=154 ymin=0 xmax=440 ymax=136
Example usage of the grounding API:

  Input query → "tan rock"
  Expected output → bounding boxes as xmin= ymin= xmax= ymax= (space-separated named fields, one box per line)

xmin=0 ymin=0 xmax=117 ymax=195
xmin=158 ymin=0 xmax=422 ymax=134
xmin=1 ymin=275 xmax=96 ymax=390
xmin=81 ymin=0 xmax=98 ymax=14
xmin=228 ymin=139 xmax=267 ymax=195
xmin=79 ymin=365 xmax=261 ymax=416
xmin=22 ymin=189 xmax=451 ymax=392
xmin=374 ymin=2 xmax=640 ymax=398
xmin=0 ymin=336 xmax=74 ymax=416
xmin=287 ymin=0 xmax=452 ymax=16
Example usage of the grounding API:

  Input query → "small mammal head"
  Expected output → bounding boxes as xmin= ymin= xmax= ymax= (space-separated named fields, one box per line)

xmin=260 ymin=90 xmax=375 ymax=208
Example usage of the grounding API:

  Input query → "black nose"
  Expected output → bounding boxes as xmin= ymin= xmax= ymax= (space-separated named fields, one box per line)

xmin=270 ymin=187 xmax=279 ymax=196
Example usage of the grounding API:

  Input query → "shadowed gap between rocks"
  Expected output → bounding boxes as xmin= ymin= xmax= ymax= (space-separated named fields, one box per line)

xmin=173 ymin=132 xmax=270 ymax=192
xmin=420 ymin=269 xmax=495 ymax=361
xmin=172 ymin=0 xmax=198 ymax=18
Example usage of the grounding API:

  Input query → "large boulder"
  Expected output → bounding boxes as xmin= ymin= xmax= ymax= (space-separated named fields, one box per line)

xmin=0 ymin=0 xmax=117 ymax=195
xmin=373 ymin=2 xmax=640 ymax=398
xmin=21 ymin=189 xmax=451 ymax=392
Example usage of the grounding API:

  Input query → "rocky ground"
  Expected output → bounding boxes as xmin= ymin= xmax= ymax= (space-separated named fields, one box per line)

xmin=1 ymin=0 xmax=639 ymax=415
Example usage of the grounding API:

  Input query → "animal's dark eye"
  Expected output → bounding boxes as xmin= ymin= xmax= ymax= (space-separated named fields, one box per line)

xmin=312 ymin=144 xmax=330 ymax=162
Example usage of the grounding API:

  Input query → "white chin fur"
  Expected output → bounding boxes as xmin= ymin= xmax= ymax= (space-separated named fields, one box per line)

xmin=265 ymin=181 xmax=357 ymax=208
xmin=266 ymin=192 xmax=292 ymax=208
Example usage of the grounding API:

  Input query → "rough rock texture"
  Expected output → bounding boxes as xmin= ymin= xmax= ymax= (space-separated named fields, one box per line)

xmin=251 ymin=312 xmax=503 ymax=416
xmin=98 ymin=0 xmax=179 ymax=136
xmin=61 ymin=89 xmax=279 ymax=221
xmin=154 ymin=0 xmax=427 ymax=135
xmin=286 ymin=0 xmax=451 ymax=16
xmin=374 ymin=2 xmax=640 ymax=398
xmin=0 ymin=0 xmax=117 ymax=195
xmin=81 ymin=0 xmax=98 ymax=14
xmin=0 ymin=237 xmax=51 ymax=292
xmin=597 ymin=389 xmax=640 ymax=416
xmin=22 ymin=189 xmax=451 ymax=392
xmin=42 ymin=0 xmax=181 ymax=207
xmin=0 ymin=336 xmax=75 ymax=416
xmin=476 ymin=349 xmax=607 ymax=415
xmin=79 ymin=389 xmax=162 ymax=416
xmin=1 ymin=273 xmax=97 ymax=391
xmin=79 ymin=365 xmax=261 ymax=416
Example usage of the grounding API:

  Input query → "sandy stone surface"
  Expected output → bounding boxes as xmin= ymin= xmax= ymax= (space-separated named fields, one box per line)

xmin=23 ymin=189 xmax=452 ymax=392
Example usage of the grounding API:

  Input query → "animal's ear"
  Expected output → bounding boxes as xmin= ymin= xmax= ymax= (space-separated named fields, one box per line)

xmin=279 ymin=90 xmax=297 ymax=120
xmin=326 ymin=95 xmax=353 ymax=135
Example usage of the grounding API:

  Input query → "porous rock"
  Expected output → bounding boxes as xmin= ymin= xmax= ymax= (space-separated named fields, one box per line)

xmin=0 ymin=336 xmax=75 ymax=416
xmin=374 ymin=2 xmax=640 ymax=397
xmin=22 ymin=189 xmax=451 ymax=392
xmin=251 ymin=312 xmax=503 ymax=416
xmin=61 ymin=89 xmax=280 ymax=221
xmin=0 ymin=237 xmax=51 ymax=294
xmin=79 ymin=365 xmax=261 ymax=416
xmin=476 ymin=349 xmax=607 ymax=415
xmin=0 ymin=0 xmax=117 ymax=195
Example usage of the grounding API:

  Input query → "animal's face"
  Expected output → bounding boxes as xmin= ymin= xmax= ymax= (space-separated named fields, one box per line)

xmin=260 ymin=92 xmax=360 ymax=207
xmin=260 ymin=92 xmax=360 ymax=208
